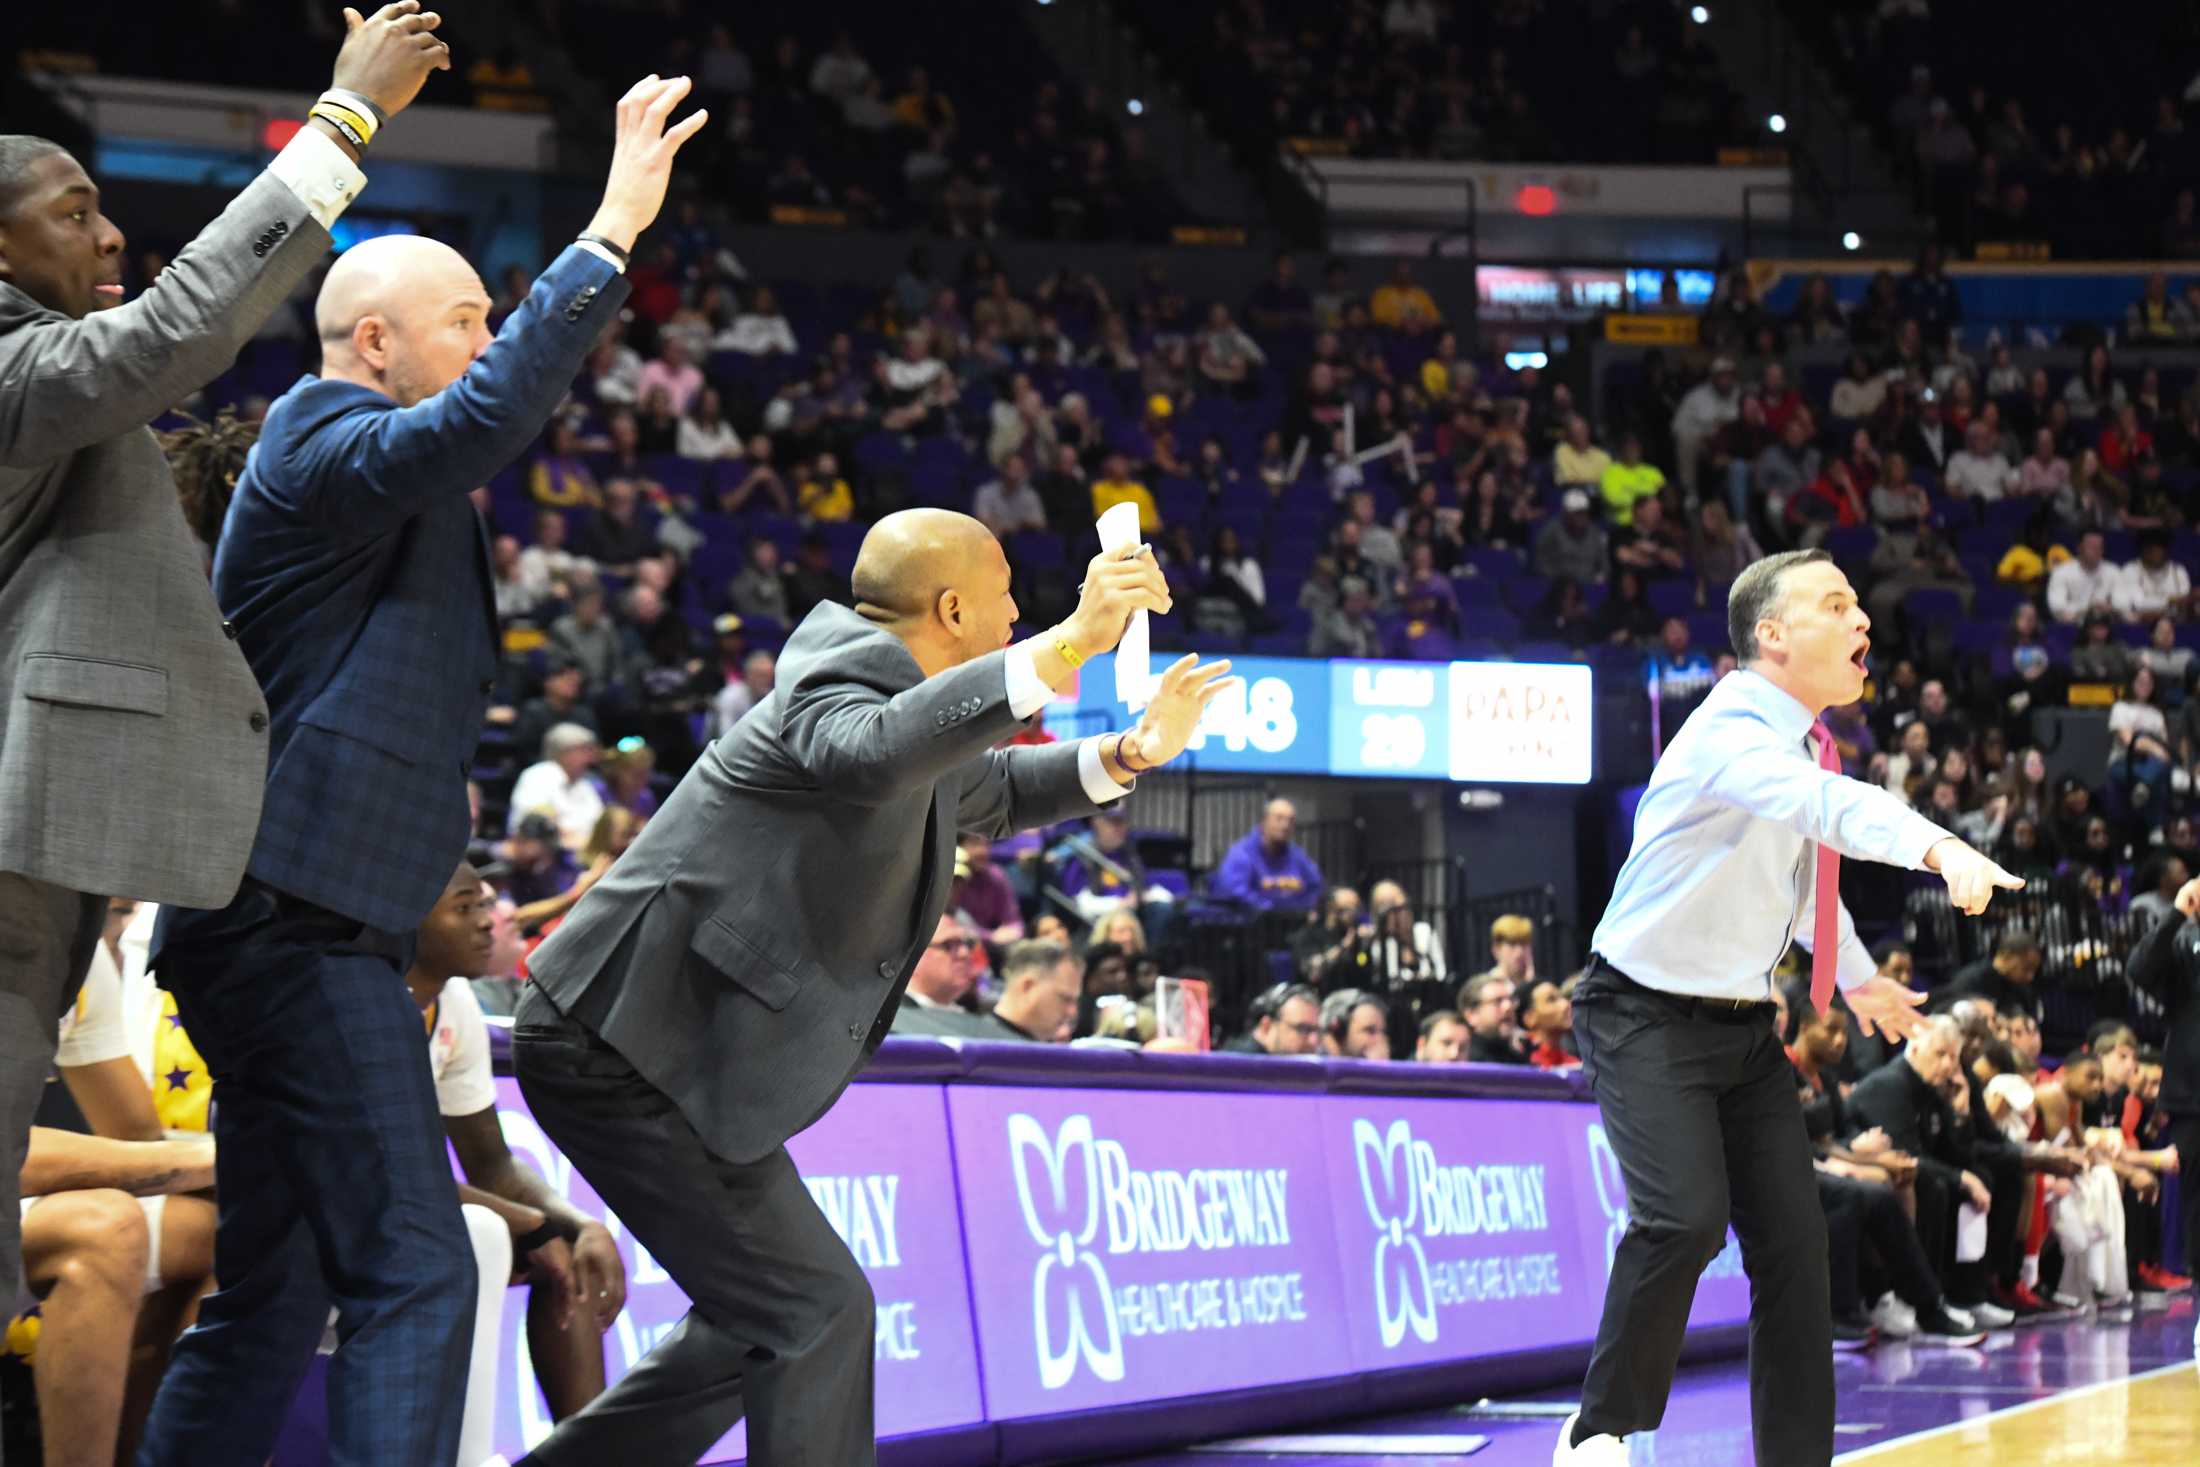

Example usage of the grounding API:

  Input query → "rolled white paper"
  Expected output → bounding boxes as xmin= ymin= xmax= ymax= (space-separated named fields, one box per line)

xmin=1095 ymin=501 xmax=1153 ymax=708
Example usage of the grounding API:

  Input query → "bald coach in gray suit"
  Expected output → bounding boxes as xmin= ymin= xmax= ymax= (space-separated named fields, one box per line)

xmin=512 ymin=509 xmax=1233 ymax=1466
xmin=0 ymin=3 xmax=448 ymax=1354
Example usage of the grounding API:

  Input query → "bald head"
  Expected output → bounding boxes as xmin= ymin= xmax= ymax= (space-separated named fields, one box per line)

xmin=851 ymin=509 xmax=1016 ymax=675
xmin=317 ymin=235 xmax=493 ymax=407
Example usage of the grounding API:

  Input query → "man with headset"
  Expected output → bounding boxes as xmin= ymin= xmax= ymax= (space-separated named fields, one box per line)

xmin=1224 ymin=982 xmax=1323 ymax=1056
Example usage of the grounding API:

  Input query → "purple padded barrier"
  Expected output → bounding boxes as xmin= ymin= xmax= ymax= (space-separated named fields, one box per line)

xmin=276 ymin=1035 xmax=1750 ymax=1466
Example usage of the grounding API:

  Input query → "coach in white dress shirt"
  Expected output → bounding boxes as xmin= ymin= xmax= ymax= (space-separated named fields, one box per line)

xmin=1555 ymin=549 xmax=2022 ymax=1467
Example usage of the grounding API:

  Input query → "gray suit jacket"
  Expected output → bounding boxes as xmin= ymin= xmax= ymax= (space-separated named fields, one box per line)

xmin=0 ymin=172 xmax=326 ymax=907
xmin=530 ymin=602 xmax=1113 ymax=1163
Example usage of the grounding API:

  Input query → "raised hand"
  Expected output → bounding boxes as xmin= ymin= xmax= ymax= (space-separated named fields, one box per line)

xmin=1124 ymin=654 xmax=1238 ymax=769
xmin=333 ymin=2 xmax=451 ymax=120
xmin=586 ymin=75 xmax=712 ymax=252
xmin=1060 ymin=544 xmax=1171 ymax=660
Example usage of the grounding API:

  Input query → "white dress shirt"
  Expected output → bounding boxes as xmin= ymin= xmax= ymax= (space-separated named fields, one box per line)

xmin=2114 ymin=558 xmax=2191 ymax=621
xmin=1592 ymin=669 xmax=1951 ymax=1001
xmin=1002 ymin=645 xmax=1131 ymax=807
xmin=2047 ymin=559 xmax=2119 ymax=623
xmin=265 ymin=124 xmax=365 ymax=230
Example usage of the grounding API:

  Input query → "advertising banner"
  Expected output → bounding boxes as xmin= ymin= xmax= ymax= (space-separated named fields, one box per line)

xmin=946 ymin=1085 xmax=1358 ymax=1416
xmin=485 ymin=1080 xmax=982 ymax=1460
xmin=1318 ymin=1096 xmax=1749 ymax=1374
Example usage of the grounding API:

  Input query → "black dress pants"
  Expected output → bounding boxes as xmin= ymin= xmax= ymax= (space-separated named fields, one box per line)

xmin=510 ymin=986 xmax=877 ymax=1467
xmin=1572 ymin=969 xmax=1833 ymax=1466
xmin=1818 ymin=1171 xmax=1945 ymax=1317
xmin=2170 ymin=1114 xmax=2200 ymax=1276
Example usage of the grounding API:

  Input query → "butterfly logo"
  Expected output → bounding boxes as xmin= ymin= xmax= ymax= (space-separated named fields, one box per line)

xmin=1353 ymin=1119 xmax=1438 ymax=1348
xmin=1008 ymin=1113 xmax=1126 ymax=1389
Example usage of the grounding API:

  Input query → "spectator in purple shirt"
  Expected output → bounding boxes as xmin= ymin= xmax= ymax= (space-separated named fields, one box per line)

xmin=498 ymin=814 xmax=581 ymax=909
xmin=952 ymin=834 xmax=1026 ymax=945
xmin=1208 ymin=799 xmax=1325 ymax=913
xmin=1056 ymin=810 xmax=1149 ymax=917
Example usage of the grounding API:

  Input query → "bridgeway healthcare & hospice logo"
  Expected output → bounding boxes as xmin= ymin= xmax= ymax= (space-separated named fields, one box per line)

xmin=958 ymin=1088 xmax=1360 ymax=1411
xmin=1348 ymin=1114 xmax=1558 ymax=1352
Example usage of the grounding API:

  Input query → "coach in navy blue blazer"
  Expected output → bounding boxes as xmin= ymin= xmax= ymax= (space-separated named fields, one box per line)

xmin=142 ymin=77 xmax=709 ymax=1467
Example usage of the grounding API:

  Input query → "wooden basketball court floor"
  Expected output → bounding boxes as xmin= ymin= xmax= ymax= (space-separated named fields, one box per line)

xmin=1104 ymin=1297 xmax=2198 ymax=1465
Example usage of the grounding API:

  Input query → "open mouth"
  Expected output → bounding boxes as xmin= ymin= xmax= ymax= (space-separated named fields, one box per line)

xmin=1850 ymin=642 xmax=1870 ymax=671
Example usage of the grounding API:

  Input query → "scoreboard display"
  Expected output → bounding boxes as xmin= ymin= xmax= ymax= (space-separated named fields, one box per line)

xmin=1044 ymin=654 xmax=1594 ymax=785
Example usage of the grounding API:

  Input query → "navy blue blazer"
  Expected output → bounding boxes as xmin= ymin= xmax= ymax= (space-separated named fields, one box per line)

xmin=193 ymin=246 xmax=629 ymax=935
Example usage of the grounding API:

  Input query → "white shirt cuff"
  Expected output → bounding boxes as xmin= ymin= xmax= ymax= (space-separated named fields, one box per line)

xmin=1002 ymin=644 xmax=1051 ymax=719
xmin=575 ymin=239 xmax=627 ymax=273
xmin=1895 ymin=813 xmax=1956 ymax=871
xmin=1078 ymin=736 xmax=1132 ymax=805
xmin=266 ymin=123 xmax=366 ymax=232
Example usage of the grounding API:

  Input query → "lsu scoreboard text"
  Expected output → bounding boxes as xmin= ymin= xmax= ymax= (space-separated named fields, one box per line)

xmin=1044 ymin=654 xmax=1593 ymax=785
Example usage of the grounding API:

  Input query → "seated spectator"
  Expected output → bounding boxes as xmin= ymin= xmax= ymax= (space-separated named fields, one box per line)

xmin=2048 ymin=531 xmax=2119 ymax=623
xmin=720 ymin=434 xmax=792 ymax=514
xmin=796 ymin=452 xmax=855 ymax=523
xmin=1650 ymin=616 xmax=1718 ymax=724
xmin=981 ymin=940 xmax=1083 ymax=1043
xmin=1197 ymin=303 xmax=1266 ymax=397
xmin=636 ymin=335 xmax=705 ymax=416
xmin=404 ymin=864 xmax=623 ymax=1419
xmin=491 ymin=534 xmax=540 ymax=621
xmin=1789 ymin=456 xmax=1871 ymax=540
xmin=633 ymin=386 xmax=681 ymax=455
xmin=1056 ymin=809 xmax=1153 ymax=920
xmin=1670 ymin=357 xmax=1741 ymax=499
xmin=953 ymin=835 xmax=1025 ymax=947
xmin=1553 ymin=415 xmax=1612 ymax=491
xmin=16 ymin=903 xmax=218 ymax=1467
xmin=516 ymin=508 xmax=594 ymax=607
xmin=574 ymin=478 xmax=660 ymax=576
xmin=550 ymin=583 xmax=625 ymax=699
xmin=1945 ymin=419 xmax=2017 ymax=502
xmin=1388 ymin=574 xmax=1458 ymax=661
xmin=1311 ymin=987 xmax=1392 ymax=1065
xmin=1090 ymin=450 xmax=1161 ymax=534
xmin=1415 ymin=1010 xmax=1469 ymax=1063
xmin=1748 ymin=414 xmax=1821 ymax=532
xmin=2017 ymin=428 xmax=2070 ymax=499
xmin=1309 ymin=575 xmax=1382 ymax=657
xmin=1208 ymin=799 xmax=1324 ymax=913
xmin=1869 ymin=450 xmax=1930 ymax=529
xmin=2139 ymin=616 xmax=2193 ymax=705
xmin=1690 ymin=499 xmax=1763 ymax=584
xmin=596 ymin=739 xmax=658 ymax=821
xmin=586 ymin=326 xmax=643 ymax=407
xmin=2070 ymin=609 xmax=2136 ymax=685
xmin=1292 ymin=886 xmax=1369 ymax=990
xmin=2110 ymin=665 xmax=2176 ymax=815
xmin=1460 ymin=972 xmax=1527 ymax=1065
xmin=676 ymin=386 xmax=744 ymax=460
xmin=1518 ymin=977 xmax=1578 ymax=1069
xmin=709 ymin=648 xmax=777 ymax=738
xmin=1995 ymin=511 xmax=2068 ymax=593
xmin=1366 ymin=879 xmax=1448 ymax=988
xmin=783 ymin=533 xmax=843 ymax=622
xmin=1598 ymin=432 xmax=1664 ymax=527
xmin=498 ymin=814 xmax=582 ymax=910
xmin=890 ymin=914 xmax=983 ymax=1036
xmin=973 ymin=452 xmax=1047 ymax=539
xmin=1534 ymin=489 xmax=1610 ymax=584
xmin=2098 ymin=402 xmax=2155 ymax=477
xmin=2115 ymin=531 xmax=2192 ymax=623
xmin=1829 ymin=352 xmax=1888 ymax=421
xmin=530 ymin=418 xmax=601 ymax=507
xmin=1223 ymin=983 xmax=1323 ymax=1056
xmin=1611 ymin=495 xmax=1687 ymax=578
xmin=1528 ymin=577 xmax=1598 ymax=646
xmin=1900 ymin=389 xmax=1955 ymax=478
xmin=1846 ymin=1016 xmax=2022 ymax=1328
xmin=508 ymin=724 xmax=606 ymax=854
xmin=879 ymin=330 xmax=959 ymax=435
xmin=511 ymin=653 xmax=600 ymax=769
xmin=1934 ymin=929 xmax=2044 ymax=1023
xmin=715 ymin=286 xmax=797 ymax=356
xmin=1369 ymin=260 xmax=1440 ymax=329
xmin=728 ymin=537 xmax=792 ymax=623
xmin=2064 ymin=344 xmax=2127 ymax=424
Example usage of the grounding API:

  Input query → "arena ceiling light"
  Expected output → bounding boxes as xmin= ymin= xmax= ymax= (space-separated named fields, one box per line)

xmin=1126 ymin=98 xmax=1144 ymax=116
xmin=1842 ymin=232 xmax=1863 ymax=251
xmin=1690 ymin=5 xmax=1710 ymax=22
xmin=1768 ymin=113 xmax=1788 ymax=134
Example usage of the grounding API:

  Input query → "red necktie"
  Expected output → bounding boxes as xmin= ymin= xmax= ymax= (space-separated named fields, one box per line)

xmin=1807 ymin=721 xmax=1842 ymax=1012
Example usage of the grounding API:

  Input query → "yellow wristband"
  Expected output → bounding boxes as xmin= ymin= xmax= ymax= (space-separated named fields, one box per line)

xmin=311 ymin=96 xmax=377 ymax=145
xmin=1053 ymin=637 xmax=1085 ymax=670
xmin=309 ymin=105 xmax=370 ymax=151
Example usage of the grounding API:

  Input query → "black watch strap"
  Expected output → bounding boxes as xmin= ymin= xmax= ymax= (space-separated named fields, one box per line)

xmin=514 ymin=1219 xmax=563 ymax=1254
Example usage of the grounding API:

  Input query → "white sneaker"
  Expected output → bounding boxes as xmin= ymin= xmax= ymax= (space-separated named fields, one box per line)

xmin=1963 ymin=1299 xmax=2016 ymax=1328
xmin=1941 ymin=1303 xmax=1975 ymax=1330
xmin=1871 ymin=1292 xmax=1918 ymax=1338
xmin=1554 ymin=1410 xmax=1630 ymax=1464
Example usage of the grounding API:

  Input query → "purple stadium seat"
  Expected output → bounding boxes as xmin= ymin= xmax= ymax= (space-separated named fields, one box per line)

xmin=1646 ymin=580 xmax=1699 ymax=617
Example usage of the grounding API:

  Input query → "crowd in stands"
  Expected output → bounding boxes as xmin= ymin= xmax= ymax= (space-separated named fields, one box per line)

xmin=1120 ymin=0 xmax=1747 ymax=167
xmin=546 ymin=0 xmax=1181 ymax=239
xmin=1806 ymin=0 xmax=2200 ymax=257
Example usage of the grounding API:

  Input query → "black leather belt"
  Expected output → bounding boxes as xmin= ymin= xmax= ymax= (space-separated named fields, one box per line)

xmin=1583 ymin=954 xmax=1775 ymax=1023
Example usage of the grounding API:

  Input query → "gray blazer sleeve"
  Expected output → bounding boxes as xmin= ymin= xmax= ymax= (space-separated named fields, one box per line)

xmin=955 ymin=739 xmax=1114 ymax=839
xmin=0 ymin=171 xmax=327 ymax=472
xmin=778 ymin=646 xmax=1026 ymax=804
